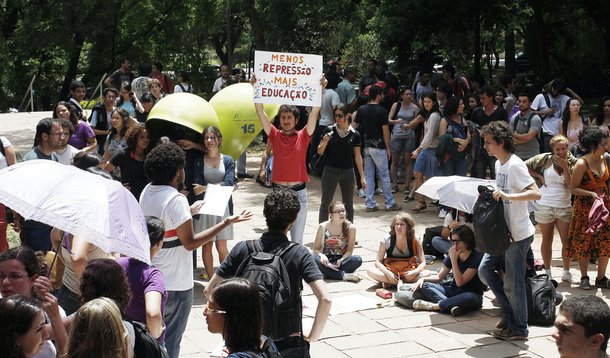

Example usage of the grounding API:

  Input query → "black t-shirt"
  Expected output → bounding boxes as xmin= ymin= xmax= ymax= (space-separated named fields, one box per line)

xmin=320 ymin=126 xmax=361 ymax=169
xmin=470 ymin=105 xmax=508 ymax=128
xmin=109 ymin=150 xmax=149 ymax=199
xmin=442 ymin=249 xmax=484 ymax=295
xmin=216 ymin=232 xmax=323 ymax=337
xmin=354 ymin=104 xmax=389 ymax=149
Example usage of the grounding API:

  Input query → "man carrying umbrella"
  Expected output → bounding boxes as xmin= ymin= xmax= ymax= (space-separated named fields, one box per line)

xmin=139 ymin=142 xmax=252 ymax=358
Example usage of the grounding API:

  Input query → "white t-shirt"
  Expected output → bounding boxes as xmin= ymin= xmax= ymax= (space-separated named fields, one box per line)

xmin=174 ymin=83 xmax=193 ymax=93
xmin=495 ymin=154 xmax=536 ymax=241
xmin=139 ymin=184 xmax=193 ymax=291
xmin=531 ymin=93 xmax=569 ymax=136
xmin=0 ymin=136 xmax=12 ymax=169
xmin=319 ymin=89 xmax=341 ymax=126
xmin=212 ymin=77 xmax=228 ymax=93
xmin=54 ymin=145 xmax=80 ymax=165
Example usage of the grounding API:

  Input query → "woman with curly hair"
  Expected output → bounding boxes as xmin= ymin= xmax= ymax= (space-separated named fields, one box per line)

xmin=366 ymin=213 xmax=427 ymax=287
xmin=53 ymin=101 xmax=97 ymax=153
xmin=567 ymin=126 xmax=610 ymax=290
xmin=105 ymin=123 xmax=150 ymax=198
xmin=66 ymin=297 xmax=130 ymax=358
xmin=313 ymin=201 xmax=362 ymax=283
xmin=103 ymin=108 xmax=132 ymax=164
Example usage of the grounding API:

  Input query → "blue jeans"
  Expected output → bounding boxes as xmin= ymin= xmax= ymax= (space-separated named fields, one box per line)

xmin=236 ymin=152 xmax=247 ymax=174
xmin=420 ymin=282 xmax=483 ymax=313
xmin=432 ymin=236 xmax=452 ymax=255
xmin=313 ymin=254 xmax=362 ymax=280
xmin=364 ymin=147 xmax=395 ymax=209
xmin=289 ymin=187 xmax=307 ymax=245
xmin=164 ymin=289 xmax=194 ymax=358
xmin=479 ymin=236 xmax=531 ymax=336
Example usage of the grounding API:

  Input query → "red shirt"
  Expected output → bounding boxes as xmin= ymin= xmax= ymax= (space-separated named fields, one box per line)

xmin=268 ymin=126 xmax=311 ymax=183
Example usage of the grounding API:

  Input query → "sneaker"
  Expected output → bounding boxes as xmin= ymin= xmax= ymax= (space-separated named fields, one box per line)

xmin=544 ymin=269 xmax=552 ymax=281
xmin=450 ymin=306 xmax=462 ymax=317
xmin=430 ymin=200 xmax=440 ymax=206
xmin=391 ymin=186 xmax=399 ymax=193
xmin=580 ymin=276 xmax=591 ymax=290
xmin=404 ymin=189 xmax=411 ymax=195
xmin=412 ymin=299 xmax=435 ymax=311
xmin=343 ymin=273 xmax=361 ymax=283
xmin=438 ymin=208 xmax=447 ymax=218
xmin=366 ymin=206 xmax=379 ymax=212
xmin=491 ymin=297 xmax=500 ymax=307
xmin=562 ymin=270 xmax=572 ymax=283
xmin=491 ymin=328 xmax=528 ymax=341
xmin=495 ymin=320 xmax=507 ymax=329
xmin=403 ymin=195 xmax=415 ymax=203
xmin=385 ymin=204 xmax=402 ymax=211
xmin=237 ymin=172 xmax=254 ymax=179
xmin=357 ymin=188 xmax=366 ymax=198
xmin=375 ymin=188 xmax=383 ymax=195
xmin=596 ymin=276 xmax=610 ymax=288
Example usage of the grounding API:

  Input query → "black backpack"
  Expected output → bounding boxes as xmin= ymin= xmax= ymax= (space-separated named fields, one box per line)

xmin=241 ymin=337 xmax=282 ymax=358
xmin=422 ymin=225 xmax=445 ymax=258
xmin=124 ymin=319 xmax=168 ymax=358
xmin=235 ymin=240 xmax=298 ymax=339
xmin=526 ymin=274 xmax=557 ymax=326
xmin=473 ymin=185 xmax=513 ymax=256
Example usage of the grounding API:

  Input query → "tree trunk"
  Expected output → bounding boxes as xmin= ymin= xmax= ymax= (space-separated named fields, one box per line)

xmin=532 ymin=0 xmax=550 ymax=78
xmin=504 ymin=30 xmax=515 ymax=77
xmin=59 ymin=33 xmax=85 ymax=102
xmin=243 ymin=0 xmax=266 ymax=50
xmin=473 ymin=0 xmax=481 ymax=78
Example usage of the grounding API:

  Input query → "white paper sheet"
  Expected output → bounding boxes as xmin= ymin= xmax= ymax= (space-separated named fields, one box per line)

xmin=197 ymin=184 xmax=234 ymax=216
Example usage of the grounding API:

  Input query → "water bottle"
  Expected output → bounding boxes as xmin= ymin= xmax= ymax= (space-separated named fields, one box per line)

xmin=597 ymin=288 xmax=604 ymax=298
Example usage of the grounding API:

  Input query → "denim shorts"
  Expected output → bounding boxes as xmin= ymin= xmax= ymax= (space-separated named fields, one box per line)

xmin=533 ymin=202 xmax=572 ymax=224
xmin=390 ymin=136 xmax=416 ymax=154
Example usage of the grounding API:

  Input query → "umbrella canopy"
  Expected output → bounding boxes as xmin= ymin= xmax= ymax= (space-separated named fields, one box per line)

xmin=437 ymin=178 xmax=496 ymax=214
xmin=415 ymin=175 xmax=472 ymax=200
xmin=0 ymin=160 xmax=150 ymax=264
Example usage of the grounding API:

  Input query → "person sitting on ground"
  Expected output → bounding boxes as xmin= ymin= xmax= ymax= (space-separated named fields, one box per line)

xmin=204 ymin=278 xmax=279 ymax=357
xmin=553 ymin=295 xmax=610 ymax=358
xmin=410 ymin=225 xmax=484 ymax=317
xmin=431 ymin=209 xmax=473 ymax=255
xmin=366 ymin=213 xmax=427 ymax=287
xmin=0 ymin=295 xmax=50 ymax=358
xmin=116 ymin=217 xmax=167 ymax=342
xmin=313 ymin=201 xmax=362 ymax=283
xmin=66 ymin=297 xmax=130 ymax=358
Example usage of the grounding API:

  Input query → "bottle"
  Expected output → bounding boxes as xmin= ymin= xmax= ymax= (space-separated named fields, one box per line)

xmin=596 ymin=288 xmax=604 ymax=298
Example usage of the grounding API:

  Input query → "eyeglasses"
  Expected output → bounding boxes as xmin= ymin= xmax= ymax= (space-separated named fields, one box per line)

xmin=203 ymin=302 xmax=226 ymax=315
xmin=451 ymin=240 xmax=461 ymax=245
xmin=49 ymin=132 xmax=65 ymax=137
xmin=331 ymin=209 xmax=346 ymax=214
xmin=394 ymin=222 xmax=407 ymax=227
xmin=0 ymin=273 xmax=27 ymax=281
xmin=333 ymin=113 xmax=345 ymax=119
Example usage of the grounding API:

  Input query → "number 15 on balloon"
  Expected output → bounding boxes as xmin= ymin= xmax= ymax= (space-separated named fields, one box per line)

xmin=241 ymin=124 xmax=255 ymax=133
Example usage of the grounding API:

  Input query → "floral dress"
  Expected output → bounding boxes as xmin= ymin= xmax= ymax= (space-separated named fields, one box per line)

xmin=568 ymin=157 xmax=610 ymax=259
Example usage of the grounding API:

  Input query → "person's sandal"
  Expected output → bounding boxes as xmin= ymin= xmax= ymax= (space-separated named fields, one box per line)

xmin=411 ymin=203 xmax=427 ymax=212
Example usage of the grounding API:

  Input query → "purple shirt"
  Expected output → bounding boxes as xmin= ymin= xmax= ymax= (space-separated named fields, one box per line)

xmin=116 ymin=257 xmax=167 ymax=342
xmin=68 ymin=121 xmax=95 ymax=149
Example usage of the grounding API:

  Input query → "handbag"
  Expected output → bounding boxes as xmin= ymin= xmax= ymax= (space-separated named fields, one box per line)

xmin=473 ymin=185 xmax=512 ymax=255
xmin=383 ymin=257 xmax=418 ymax=280
xmin=309 ymin=153 xmax=326 ymax=177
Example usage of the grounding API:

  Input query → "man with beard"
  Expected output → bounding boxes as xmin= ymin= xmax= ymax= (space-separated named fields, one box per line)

xmin=139 ymin=142 xmax=252 ymax=358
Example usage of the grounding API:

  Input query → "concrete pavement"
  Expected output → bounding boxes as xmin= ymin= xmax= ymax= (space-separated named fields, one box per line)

xmin=2 ymin=111 xmax=609 ymax=357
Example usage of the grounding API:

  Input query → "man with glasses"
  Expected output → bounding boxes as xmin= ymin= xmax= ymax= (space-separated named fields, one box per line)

xmin=17 ymin=118 xmax=63 ymax=251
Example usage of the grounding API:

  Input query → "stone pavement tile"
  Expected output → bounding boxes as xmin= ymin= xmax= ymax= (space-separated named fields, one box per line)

xmin=378 ymin=310 xmax=456 ymax=330
xmin=328 ymin=312 xmax=388 ymax=334
xmin=396 ymin=327 xmax=467 ymax=352
xmin=315 ymin=318 xmax=352 ymax=339
xmin=430 ymin=322 xmax=500 ymax=347
xmin=323 ymin=278 xmax=374 ymax=293
xmin=513 ymin=336 xmax=558 ymax=357
xmin=343 ymin=341 xmax=434 ymax=358
xmin=527 ymin=325 xmax=555 ymax=339
xmin=310 ymin=341 xmax=350 ymax=357
xmin=323 ymin=330 xmax=406 ymax=351
xmin=359 ymin=304 xmax=415 ymax=320
xmin=434 ymin=341 xmax=534 ymax=358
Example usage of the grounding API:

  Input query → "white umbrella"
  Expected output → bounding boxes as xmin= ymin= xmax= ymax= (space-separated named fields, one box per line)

xmin=0 ymin=160 xmax=150 ymax=264
xmin=437 ymin=178 xmax=496 ymax=214
xmin=415 ymin=175 xmax=472 ymax=200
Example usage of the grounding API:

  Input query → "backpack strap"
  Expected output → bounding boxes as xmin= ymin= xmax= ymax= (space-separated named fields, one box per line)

xmin=179 ymin=84 xmax=187 ymax=92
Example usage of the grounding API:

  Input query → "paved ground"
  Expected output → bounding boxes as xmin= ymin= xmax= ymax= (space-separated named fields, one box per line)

xmin=3 ymin=111 xmax=609 ymax=357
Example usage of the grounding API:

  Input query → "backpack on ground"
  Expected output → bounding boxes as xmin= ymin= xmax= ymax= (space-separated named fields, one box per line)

xmin=526 ymin=273 xmax=557 ymax=326
xmin=235 ymin=240 xmax=298 ymax=339
xmin=473 ymin=185 xmax=513 ymax=256
xmin=125 ymin=319 xmax=168 ymax=358
xmin=422 ymin=225 xmax=445 ymax=258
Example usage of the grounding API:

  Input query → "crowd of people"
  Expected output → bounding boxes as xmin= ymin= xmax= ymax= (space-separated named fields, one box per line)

xmin=1 ymin=57 xmax=610 ymax=358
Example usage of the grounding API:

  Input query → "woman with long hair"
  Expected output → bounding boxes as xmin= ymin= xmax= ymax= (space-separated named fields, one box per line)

xmin=411 ymin=225 xmax=484 ymax=317
xmin=406 ymin=92 xmax=442 ymax=210
xmin=438 ymin=96 xmax=470 ymax=176
xmin=388 ymin=88 xmax=420 ymax=194
xmin=317 ymin=103 xmax=366 ymax=223
xmin=594 ymin=96 xmax=610 ymax=130
xmin=105 ymin=123 xmax=151 ymax=198
xmin=53 ymin=101 xmax=97 ymax=153
xmin=559 ymin=98 xmax=589 ymax=150
xmin=66 ymin=297 xmax=130 ymax=358
xmin=366 ymin=213 xmax=427 ymax=287
xmin=204 ymin=278 xmax=276 ymax=356
xmin=103 ymin=108 xmax=133 ymax=179
xmin=191 ymin=126 xmax=235 ymax=280
xmin=568 ymin=127 xmax=610 ymax=289
xmin=313 ymin=201 xmax=362 ymax=283
xmin=0 ymin=295 xmax=48 ymax=358
xmin=116 ymin=82 xmax=144 ymax=118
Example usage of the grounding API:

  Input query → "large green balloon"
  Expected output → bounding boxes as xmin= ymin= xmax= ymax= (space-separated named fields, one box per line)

xmin=210 ymin=83 xmax=279 ymax=160
xmin=146 ymin=93 xmax=220 ymax=144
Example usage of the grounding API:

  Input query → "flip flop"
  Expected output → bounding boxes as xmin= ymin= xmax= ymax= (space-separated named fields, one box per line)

xmin=411 ymin=204 xmax=427 ymax=212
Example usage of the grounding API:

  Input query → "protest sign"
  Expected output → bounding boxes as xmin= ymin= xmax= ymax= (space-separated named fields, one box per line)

xmin=253 ymin=50 xmax=323 ymax=107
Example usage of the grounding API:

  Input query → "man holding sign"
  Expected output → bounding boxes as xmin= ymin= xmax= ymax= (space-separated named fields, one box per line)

xmin=251 ymin=51 xmax=325 ymax=245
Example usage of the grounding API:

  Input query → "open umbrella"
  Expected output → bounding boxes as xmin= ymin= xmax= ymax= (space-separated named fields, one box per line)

xmin=0 ymin=160 xmax=150 ymax=264
xmin=415 ymin=175 xmax=472 ymax=200
xmin=437 ymin=178 xmax=496 ymax=214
